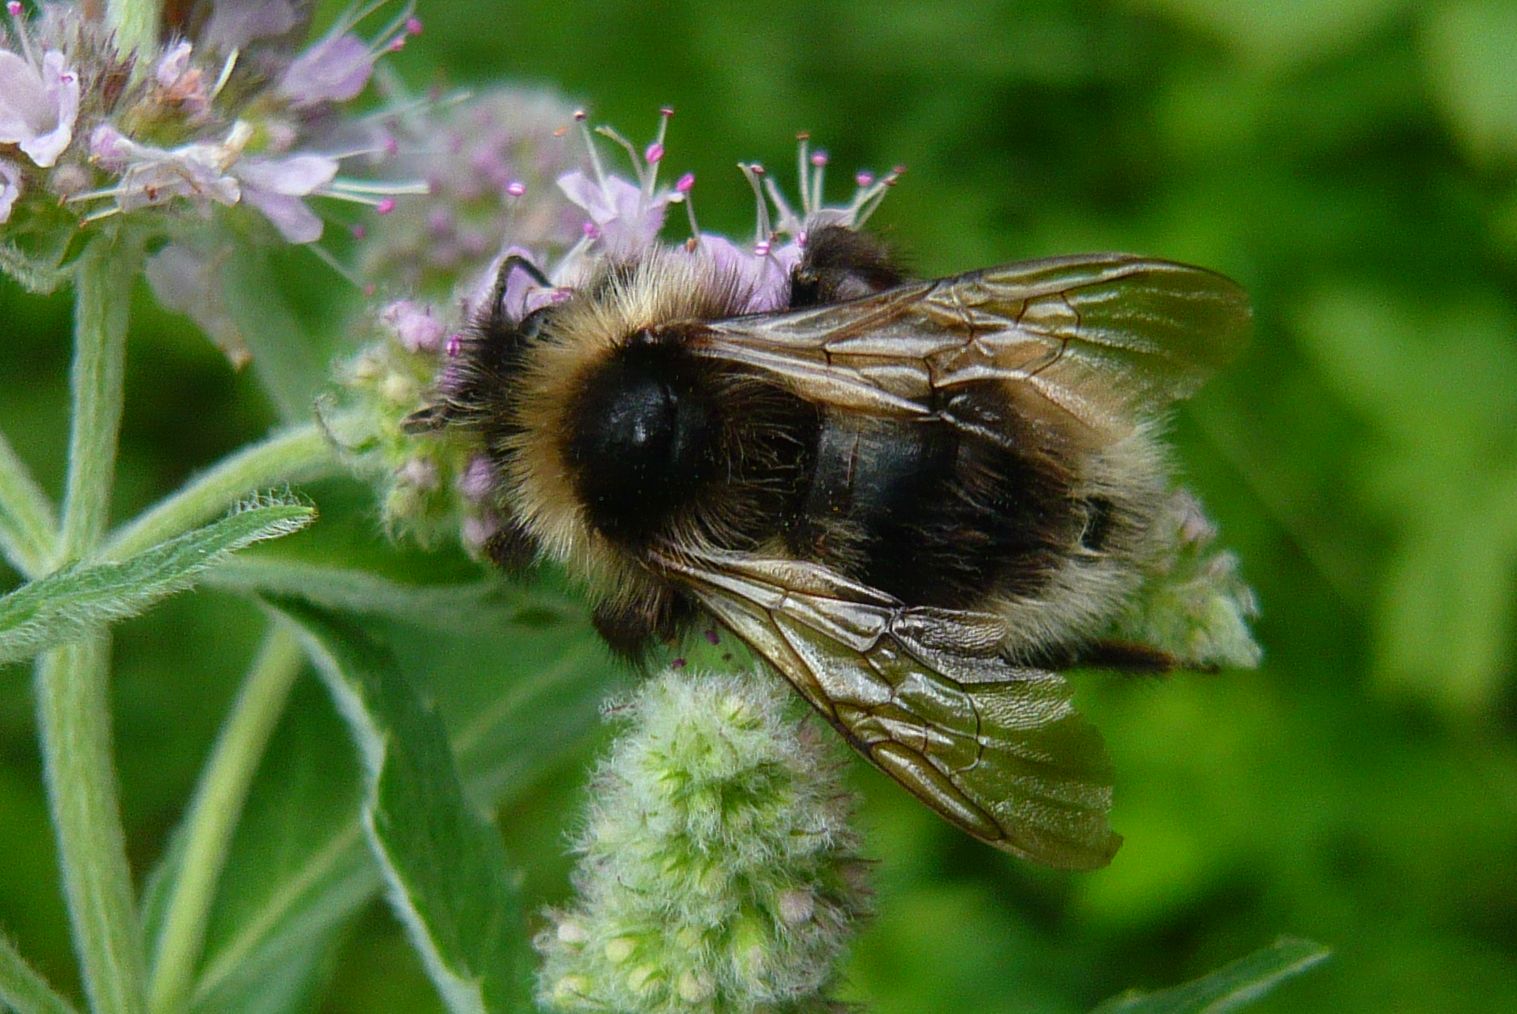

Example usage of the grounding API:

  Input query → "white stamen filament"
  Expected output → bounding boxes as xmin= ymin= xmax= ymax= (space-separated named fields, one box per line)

xmin=738 ymin=163 xmax=772 ymax=244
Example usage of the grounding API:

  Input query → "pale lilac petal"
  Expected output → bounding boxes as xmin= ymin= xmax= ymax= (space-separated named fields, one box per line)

xmin=0 ymin=53 xmax=43 ymax=138
xmin=0 ymin=159 xmax=21 ymax=224
xmin=21 ymin=52 xmax=80 ymax=168
xmin=156 ymin=41 xmax=193 ymax=87
xmin=145 ymin=243 xmax=250 ymax=365
xmin=88 ymin=124 xmax=134 ymax=168
xmin=555 ymin=169 xmax=614 ymax=221
xmin=242 ymin=187 xmax=323 ymax=242
xmin=557 ymin=171 xmax=668 ymax=258
xmin=202 ymin=0 xmax=304 ymax=51
xmin=118 ymin=146 xmax=241 ymax=212
xmin=691 ymin=234 xmax=799 ymax=312
xmin=236 ymin=153 xmax=338 ymax=196
xmin=278 ymin=33 xmax=373 ymax=106
xmin=0 ymin=50 xmax=79 ymax=168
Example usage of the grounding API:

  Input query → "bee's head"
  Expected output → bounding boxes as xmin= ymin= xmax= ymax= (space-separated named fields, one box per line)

xmin=563 ymin=338 xmax=716 ymax=546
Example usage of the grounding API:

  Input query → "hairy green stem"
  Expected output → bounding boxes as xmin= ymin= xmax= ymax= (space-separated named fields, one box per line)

xmin=0 ymin=428 xmax=58 ymax=579
xmin=0 ymin=933 xmax=80 ymax=1014
xmin=57 ymin=238 xmax=133 ymax=565
xmin=36 ymin=638 xmax=149 ymax=1014
xmin=104 ymin=424 xmax=337 ymax=561
xmin=147 ymin=623 xmax=305 ymax=1014
xmin=36 ymin=238 xmax=149 ymax=1014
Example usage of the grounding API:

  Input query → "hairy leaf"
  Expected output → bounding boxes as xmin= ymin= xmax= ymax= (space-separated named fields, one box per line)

xmin=0 ymin=500 xmax=314 ymax=666
xmin=1093 ymin=937 xmax=1330 ymax=1013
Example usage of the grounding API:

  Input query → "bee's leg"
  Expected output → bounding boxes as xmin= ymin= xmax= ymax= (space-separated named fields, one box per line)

xmin=481 ymin=519 xmax=538 ymax=577
xmin=591 ymin=589 xmax=696 ymax=664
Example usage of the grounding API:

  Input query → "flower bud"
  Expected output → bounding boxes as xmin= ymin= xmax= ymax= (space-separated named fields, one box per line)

xmin=535 ymin=668 xmax=871 ymax=1012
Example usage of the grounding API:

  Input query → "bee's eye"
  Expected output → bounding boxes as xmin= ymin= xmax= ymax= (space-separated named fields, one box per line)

xmin=565 ymin=353 xmax=712 ymax=543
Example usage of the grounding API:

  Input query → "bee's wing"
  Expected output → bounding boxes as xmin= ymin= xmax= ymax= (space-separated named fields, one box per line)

xmin=694 ymin=254 xmax=1251 ymax=443
xmin=654 ymin=547 xmax=1121 ymax=870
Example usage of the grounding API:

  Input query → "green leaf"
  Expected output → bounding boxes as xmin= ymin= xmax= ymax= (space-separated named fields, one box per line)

xmin=0 ymin=428 xmax=58 ymax=579
xmin=202 ymin=555 xmax=577 ymax=633
xmin=1092 ymin=937 xmax=1330 ymax=1013
xmin=0 ymin=237 xmax=71 ymax=295
xmin=1127 ymin=0 xmax=1407 ymax=71
xmin=0 ymin=499 xmax=315 ymax=667
xmin=219 ymin=250 xmax=329 ymax=423
xmin=1422 ymin=0 xmax=1517 ymax=166
xmin=169 ymin=595 xmax=617 ymax=1013
xmin=0 ymin=932 xmax=80 ymax=1014
xmin=269 ymin=597 xmax=533 ymax=1013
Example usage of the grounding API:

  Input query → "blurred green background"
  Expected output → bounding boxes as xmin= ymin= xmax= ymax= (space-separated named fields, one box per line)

xmin=4 ymin=0 xmax=1517 ymax=1011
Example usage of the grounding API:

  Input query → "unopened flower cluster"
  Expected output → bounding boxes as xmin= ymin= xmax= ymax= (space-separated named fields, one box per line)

xmin=331 ymin=108 xmax=902 ymax=553
xmin=0 ymin=0 xmax=427 ymax=360
xmin=536 ymin=668 xmax=871 ymax=1013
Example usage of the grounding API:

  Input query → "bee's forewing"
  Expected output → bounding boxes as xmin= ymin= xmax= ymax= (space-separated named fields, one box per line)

xmin=695 ymin=253 xmax=1251 ymax=443
xmin=655 ymin=548 xmax=1121 ymax=870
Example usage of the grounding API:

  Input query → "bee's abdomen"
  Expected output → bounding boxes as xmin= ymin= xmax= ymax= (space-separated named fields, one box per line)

xmin=785 ymin=412 xmax=1079 ymax=609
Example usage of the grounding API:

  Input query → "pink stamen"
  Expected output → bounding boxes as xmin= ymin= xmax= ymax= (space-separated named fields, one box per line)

xmin=582 ymin=220 xmax=600 ymax=239
xmin=573 ymin=109 xmax=587 ymax=121
xmin=405 ymin=16 xmax=423 ymax=35
xmin=644 ymin=142 xmax=664 ymax=164
xmin=677 ymin=174 xmax=700 ymax=237
xmin=351 ymin=224 xmax=368 ymax=239
xmin=810 ymin=151 xmax=829 ymax=167
xmin=660 ymin=106 xmax=675 ymax=118
xmin=856 ymin=171 xmax=874 ymax=187
xmin=376 ymin=198 xmax=397 ymax=215
xmin=754 ymin=239 xmax=771 ymax=256
xmin=446 ymin=333 xmax=463 ymax=357
xmin=388 ymin=35 xmax=406 ymax=52
xmin=505 ymin=180 xmax=526 ymax=197
xmin=6 ymin=3 xmax=21 ymax=17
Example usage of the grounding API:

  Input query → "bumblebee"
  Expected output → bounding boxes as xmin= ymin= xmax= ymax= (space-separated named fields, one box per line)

xmin=411 ymin=224 xmax=1251 ymax=870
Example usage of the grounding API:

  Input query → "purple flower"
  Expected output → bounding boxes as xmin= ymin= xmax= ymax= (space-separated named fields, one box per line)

xmin=145 ymin=242 xmax=249 ymax=366
xmin=691 ymin=233 xmax=801 ymax=313
xmin=94 ymin=124 xmax=246 ymax=214
xmin=557 ymin=170 xmax=670 ymax=259
xmin=381 ymin=299 xmax=445 ymax=352
xmin=200 ymin=0 xmax=306 ymax=52
xmin=0 ymin=49 xmax=80 ymax=168
xmin=0 ymin=159 xmax=21 ymax=224
xmin=234 ymin=152 xmax=340 ymax=243
xmin=277 ymin=32 xmax=374 ymax=107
